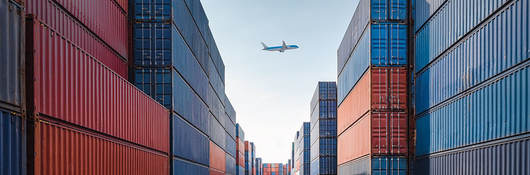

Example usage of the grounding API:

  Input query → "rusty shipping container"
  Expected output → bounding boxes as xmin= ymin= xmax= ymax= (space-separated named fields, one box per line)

xmin=26 ymin=17 xmax=169 ymax=153
xmin=23 ymin=0 xmax=127 ymax=77
xmin=25 ymin=0 xmax=128 ymax=60
xmin=32 ymin=118 xmax=169 ymax=175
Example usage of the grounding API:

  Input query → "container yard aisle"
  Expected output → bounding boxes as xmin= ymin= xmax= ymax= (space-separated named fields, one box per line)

xmin=1 ymin=0 xmax=529 ymax=175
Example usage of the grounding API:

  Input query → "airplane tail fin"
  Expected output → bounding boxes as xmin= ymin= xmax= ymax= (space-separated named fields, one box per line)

xmin=261 ymin=42 xmax=268 ymax=49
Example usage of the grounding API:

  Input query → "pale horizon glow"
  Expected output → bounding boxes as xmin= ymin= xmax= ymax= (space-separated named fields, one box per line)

xmin=202 ymin=0 xmax=359 ymax=163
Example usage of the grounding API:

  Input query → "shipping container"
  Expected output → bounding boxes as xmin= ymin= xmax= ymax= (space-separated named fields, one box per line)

xmin=415 ymin=134 xmax=530 ymax=175
xmin=171 ymin=113 xmax=209 ymax=166
xmin=32 ymin=119 xmax=169 ymax=175
xmin=172 ymin=157 xmax=209 ymax=175
xmin=26 ymin=17 xmax=169 ymax=152
xmin=134 ymin=67 xmax=210 ymax=134
xmin=293 ymin=123 xmax=311 ymax=175
xmin=226 ymin=134 xmax=237 ymax=157
xmin=0 ymin=108 xmax=26 ymax=175
xmin=337 ymin=23 xmax=408 ymax=104
xmin=309 ymin=82 xmax=337 ymax=175
xmin=337 ymin=156 xmax=406 ymax=175
xmin=338 ymin=67 xmax=408 ymax=135
xmin=415 ymin=0 xmax=530 ymax=113
xmin=26 ymin=0 xmax=129 ymax=59
xmin=210 ymin=141 xmax=226 ymax=173
xmin=0 ymin=0 xmax=24 ymax=109
xmin=237 ymin=138 xmax=245 ymax=166
xmin=23 ymin=0 xmax=127 ymax=77
xmin=210 ymin=113 xmax=226 ymax=151
xmin=416 ymin=63 xmax=529 ymax=156
xmin=227 ymin=153 xmax=237 ymax=175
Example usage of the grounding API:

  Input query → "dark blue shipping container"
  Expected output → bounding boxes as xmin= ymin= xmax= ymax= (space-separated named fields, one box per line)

xmin=225 ymin=99 xmax=236 ymax=124
xmin=226 ymin=153 xmax=236 ymax=175
xmin=135 ymin=68 xmax=210 ymax=134
xmin=416 ymin=63 xmax=529 ymax=156
xmin=415 ymin=0 xmax=513 ymax=71
xmin=209 ymin=113 xmax=226 ymax=151
xmin=0 ymin=0 xmax=23 ymax=108
xmin=226 ymin=133 xmax=237 ymax=157
xmin=337 ymin=156 xmax=406 ymax=175
xmin=415 ymin=0 xmax=529 ymax=113
xmin=0 ymin=109 xmax=25 ymax=175
xmin=225 ymin=115 xmax=236 ymax=140
xmin=338 ymin=156 xmax=370 ymax=175
xmin=415 ymin=134 xmax=530 ymax=175
xmin=337 ymin=23 xmax=408 ymax=104
xmin=237 ymin=165 xmax=244 ymax=175
xmin=236 ymin=123 xmax=245 ymax=140
xmin=172 ymin=157 xmax=209 ymax=175
xmin=414 ymin=0 xmax=446 ymax=31
xmin=172 ymin=113 xmax=210 ymax=166
xmin=310 ymin=82 xmax=337 ymax=175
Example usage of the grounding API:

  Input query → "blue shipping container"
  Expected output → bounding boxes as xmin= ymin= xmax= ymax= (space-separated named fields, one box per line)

xmin=415 ymin=134 xmax=530 ymax=175
xmin=172 ymin=113 xmax=210 ymax=166
xmin=0 ymin=0 xmax=23 ymax=108
xmin=0 ymin=109 xmax=25 ymax=175
xmin=338 ymin=155 xmax=370 ymax=175
xmin=226 ymin=154 xmax=236 ymax=175
xmin=172 ymin=157 xmax=209 ymax=175
xmin=226 ymin=134 xmax=237 ymax=157
xmin=416 ymin=63 xmax=529 ymax=155
xmin=415 ymin=0 xmax=529 ymax=113
xmin=209 ymin=113 xmax=226 ymax=151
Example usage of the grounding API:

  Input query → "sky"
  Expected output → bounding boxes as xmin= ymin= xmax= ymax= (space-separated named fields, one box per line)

xmin=201 ymin=0 xmax=360 ymax=163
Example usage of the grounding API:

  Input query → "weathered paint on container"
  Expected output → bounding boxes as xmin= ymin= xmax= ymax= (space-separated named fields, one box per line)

xmin=338 ymin=67 xmax=408 ymax=134
xmin=172 ymin=157 xmax=209 ymax=175
xmin=33 ymin=119 xmax=169 ymax=175
xmin=171 ymin=113 xmax=209 ymax=166
xmin=23 ymin=0 xmax=127 ymax=77
xmin=0 ymin=0 xmax=24 ymax=108
xmin=416 ymin=63 xmax=529 ymax=156
xmin=27 ymin=18 xmax=169 ymax=153
xmin=210 ymin=141 xmax=226 ymax=173
xmin=415 ymin=0 xmax=530 ymax=113
xmin=0 ymin=109 xmax=26 ymax=175
xmin=415 ymin=134 xmax=530 ymax=175
xmin=26 ymin=0 xmax=129 ymax=59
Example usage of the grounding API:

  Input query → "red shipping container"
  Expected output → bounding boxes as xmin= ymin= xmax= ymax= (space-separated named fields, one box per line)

xmin=23 ymin=0 xmax=127 ymax=77
xmin=245 ymin=141 xmax=250 ymax=151
xmin=33 ymin=119 xmax=169 ymax=175
xmin=210 ymin=168 xmax=224 ymax=175
xmin=337 ymin=112 xmax=408 ymax=165
xmin=210 ymin=141 xmax=226 ymax=173
xmin=338 ymin=67 xmax=408 ymax=135
xmin=26 ymin=0 xmax=128 ymax=60
xmin=26 ymin=18 xmax=169 ymax=153
xmin=236 ymin=137 xmax=245 ymax=166
xmin=113 ymin=0 xmax=128 ymax=13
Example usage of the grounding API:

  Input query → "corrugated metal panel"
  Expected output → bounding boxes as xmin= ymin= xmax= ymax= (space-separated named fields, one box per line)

xmin=416 ymin=63 xmax=529 ymax=156
xmin=371 ymin=0 xmax=408 ymax=20
xmin=33 ymin=119 xmax=169 ymax=175
xmin=24 ymin=0 xmax=127 ymax=77
xmin=226 ymin=153 xmax=236 ymax=175
xmin=415 ymin=0 xmax=529 ymax=113
xmin=237 ymin=123 xmax=245 ymax=140
xmin=133 ymin=22 xmax=209 ymax=102
xmin=226 ymin=116 xmax=236 ymax=140
xmin=28 ymin=18 xmax=169 ymax=153
xmin=338 ymin=68 xmax=371 ymax=135
xmin=0 ymin=0 xmax=23 ymax=108
xmin=337 ymin=28 xmax=371 ymax=104
xmin=210 ymin=141 xmax=226 ymax=173
xmin=172 ymin=157 xmax=209 ymax=175
xmin=414 ymin=0 xmax=447 ymax=31
xmin=415 ymin=0 xmax=512 ymax=71
xmin=338 ymin=113 xmax=371 ymax=165
xmin=211 ymin=168 xmax=224 ymax=175
xmin=114 ymin=0 xmax=128 ymax=13
xmin=371 ymin=156 xmax=407 ymax=175
xmin=226 ymin=134 xmax=237 ymax=157
xmin=209 ymin=113 xmax=226 ymax=151
xmin=338 ymin=155 xmax=370 ymax=175
xmin=171 ymin=113 xmax=209 ymax=166
xmin=0 ymin=109 xmax=25 ymax=175
xmin=26 ymin=0 xmax=129 ymax=59
xmin=338 ymin=0 xmax=370 ymax=72
xmin=415 ymin=134 xmax=530 ymax=175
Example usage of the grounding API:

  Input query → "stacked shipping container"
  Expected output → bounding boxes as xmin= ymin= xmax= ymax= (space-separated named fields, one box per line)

xmin=256 ymin=158 xmax=263 ymax=175
xmin=132 ymin=0 xmax=237 ymax=174
xmin=294 ymin=122 xmax=311 ymax=175
xmin=263 ymin=163 xmax=282 ymax=175
xmin=414 ymin=0 xmax=530 ymax=174
xmin=310 ymin=82 xmax=338 ymax=175
xmin=237 ymin=124 xmax=246 ymax=175
xmin=337 ymin=0 xmax=410 ymax=174
xmin=245 ymin=141 xmax=256 ymax=175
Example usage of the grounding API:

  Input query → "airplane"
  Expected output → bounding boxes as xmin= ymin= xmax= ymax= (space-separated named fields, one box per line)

xmin=261 ymin=41 xmax=299 ymax=52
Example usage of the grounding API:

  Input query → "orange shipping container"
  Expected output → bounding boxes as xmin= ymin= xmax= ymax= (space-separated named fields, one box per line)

xmin=210 ymin=141 xmax=226 ymax=173
xmin=337 ymin=113 xmax=371 ymax=165
xmin=33 ymin=119 xmax=169 ymax=175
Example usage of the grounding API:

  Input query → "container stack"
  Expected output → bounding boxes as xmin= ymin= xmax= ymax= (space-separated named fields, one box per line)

xmin=251 ymin=142 xmax=257 ymax=175
xmin=132 ymin=0 xmax=237 ymax=174
xmin=244 ymin=141 xmax=256 ymax=175
xmin=337 ymin=0 xmax=410 ymax=174
xmin=286 ymin=159 xmax=291 ymax=175
xmin=293 ymin=122 xmax=311 ymax=175
xmin=0 ymin=1 xmax=25 ymax=174
xmin=414 ymin=0 xmax=530 ymax=174
xmin=310 ymin=82 xmax=338 ymax=175
xmin=10 ymin=0 xmax=173 ymax=173
xmin=263 ymin=163 xmax=281 ymax=175
xmin=237 ymin=124 xmax=246 ymax=175
xmin=256 ymin=158 xmax=263 ymax=175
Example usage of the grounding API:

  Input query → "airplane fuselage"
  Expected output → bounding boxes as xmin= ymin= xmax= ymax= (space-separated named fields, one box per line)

xmin=263 ymin=45 xmax=299 ymax=52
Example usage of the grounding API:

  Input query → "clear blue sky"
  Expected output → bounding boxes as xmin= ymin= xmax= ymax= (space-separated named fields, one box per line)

xmin=201 ymin=0 xmax=360 ymax=163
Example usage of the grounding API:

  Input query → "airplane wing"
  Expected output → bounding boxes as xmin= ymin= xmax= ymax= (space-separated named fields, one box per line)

xmin=261 ymin=42 xmax=268 ymax=49
xmin=282 ymin=41 xmax=287 ymax=49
